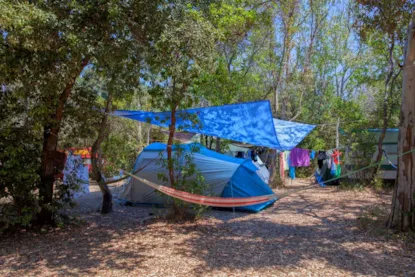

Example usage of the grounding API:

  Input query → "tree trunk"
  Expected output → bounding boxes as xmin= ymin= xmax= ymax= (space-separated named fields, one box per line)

xmin=215 ymin=137 xmax=221 ymax=153
xmin=373 ymin=85 xmax=392 ymax=177
xmin=373 ymin=121 xmax=387 ymax=177
xmin=146 ymin=126 xmax=151 ymax=145
xmin=388 ymin=20 xmax=415 ymax=232
xmin=91 ymin=92 xmax=113 ymax=214
xmin=38 ymin=59 xmax=89 ymax=224
xmin=373 ymin=38 xmax=395 ymax=179
xmin=209 ymin=136 xmax=213 ymax=150
xmin=167 ymin=104 xmax=177 ymax=188
xmin=267 ymin=149 xmax=278 ymax=188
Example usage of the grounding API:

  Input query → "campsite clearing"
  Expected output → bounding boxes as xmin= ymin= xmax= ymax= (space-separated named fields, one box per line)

xmin=1 ymin=179 xmax=414 ymax=277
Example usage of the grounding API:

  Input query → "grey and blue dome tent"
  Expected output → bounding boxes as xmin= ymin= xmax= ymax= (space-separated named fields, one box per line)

xmin=119 ymin=143 xmax=276 ymax=212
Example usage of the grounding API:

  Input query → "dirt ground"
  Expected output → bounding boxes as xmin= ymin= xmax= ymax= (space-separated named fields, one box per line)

xmin=1 ymin=179 xmax=414 ymax=277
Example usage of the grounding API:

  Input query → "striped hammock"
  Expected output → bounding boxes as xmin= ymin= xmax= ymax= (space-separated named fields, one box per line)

xmin=125 ymin=172 xmax=277 ymax=207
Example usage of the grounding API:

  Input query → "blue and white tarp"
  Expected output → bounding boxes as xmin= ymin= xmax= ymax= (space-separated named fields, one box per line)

xmin=112 ymin=100 xmax=315 ymax=151
xmin=273 ymin=119 xmax=316 ymax=151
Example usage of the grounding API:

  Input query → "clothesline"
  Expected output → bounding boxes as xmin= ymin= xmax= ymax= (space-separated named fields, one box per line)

xmin=300 ymin=119 xmax=366 ymax=127
xmin=272 ymin=146 xmax=345 ymax=154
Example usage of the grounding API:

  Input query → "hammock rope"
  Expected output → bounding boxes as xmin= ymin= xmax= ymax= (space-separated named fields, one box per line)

xmin=271 ymin=147 xmax=415 ymax=200
xmin=74 ymin=158 xmax=156 ymax=185
xmin=382 ymin=149 xmax=398 ymax=169
xmin=120 ymin=147 xmax=415 ymax=206
xmin=123 ymin=171 xmax=277 ymax=207
xmin=73 ymin=147 xmax=415 ymax=207
xmin=317 ymin=147 xmax=415 ymax=186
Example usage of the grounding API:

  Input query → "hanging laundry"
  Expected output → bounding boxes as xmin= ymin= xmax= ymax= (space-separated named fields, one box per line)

xmin=332 ymin=150 xmax=342 ymax=178
xmin=331 ymin=149 xmax=342 ymax=164
xmin=289 ymin=166 xmax=296 ymax=179
xmin=317 ymin=151 xmax=326 ymax=169
xmin=289 ymin=148 xmax=310 ymax=167
xmin=279 ymin=152 xmax=285 ymax=180
xmin=326 ymin=150 xmax=333 ymax=169
xmin=310 ymin=150 xmax=315 ymax=160
xmin=330 ymin=160 xmax=337 ymax=176
xmin=335 ymin=163 xmax=342 ymax=178
xmin=287 ymin=152 xmax=295 ymax=179
xmin=315 ymin=149 xmax=340 ymax=186
xmin=283 ymin=151 xmax=290 ymax=170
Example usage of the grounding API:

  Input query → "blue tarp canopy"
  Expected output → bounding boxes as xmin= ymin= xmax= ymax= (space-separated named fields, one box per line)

xmin=273 ymin=119 xmax=316 ymax=150
xmin=112 ymin=100 xmax=315 ymax=151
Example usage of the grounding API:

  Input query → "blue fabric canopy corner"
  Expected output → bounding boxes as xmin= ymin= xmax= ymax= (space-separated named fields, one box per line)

xmin=273 ymin=119 xmax=316 ymax=150
xmin=112 ymin=100 xmax=315 ymax=151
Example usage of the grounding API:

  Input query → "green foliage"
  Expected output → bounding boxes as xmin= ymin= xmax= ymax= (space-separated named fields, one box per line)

xmin=0 ymin=125 xmax=81 ymax=231
xmin=101 ymin=128 xmax=141 ymax=176
xmin=195 ymin=1 xmax=271 ymax=105
xmin=0 ymin=93 xmax=41 ymax=230
xmin=1 ymin=0 xmax=413 ymax=228
xmin=142 ymin=3 xmax=221 ymax=218
xmin=0 ymin=0 xmax=165 ymax=228
xmin=342 ymin=130 xmax=377 ymax=183
xmin=146 ymin=4 xmax=218 ymax=110
xmin=156 ymin=144 xmax=209 ymax=220
xmin=210 ymin=1 xmax=257 ymax=42
xmin=355 ymin=0 xmax=415 ymax=41
xmin=60 ymin=65 xmax=143 ymax=177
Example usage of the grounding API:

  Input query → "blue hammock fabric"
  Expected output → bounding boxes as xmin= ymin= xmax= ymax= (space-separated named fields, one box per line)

xmin=112 ymin=100 xmax=315 ymax=151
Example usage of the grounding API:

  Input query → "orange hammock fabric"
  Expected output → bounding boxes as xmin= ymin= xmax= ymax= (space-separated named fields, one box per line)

xmin=125 ymin=172 xmax=277 ymax=208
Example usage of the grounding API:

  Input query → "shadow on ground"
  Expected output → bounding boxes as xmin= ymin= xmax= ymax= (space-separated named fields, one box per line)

xmin=163 ymin=189 xmax=414 ymax=276
xmin=0 ymin=212 xmax=152 ymax=276
xmin=0 ymin=184 xmax=413 ymax=276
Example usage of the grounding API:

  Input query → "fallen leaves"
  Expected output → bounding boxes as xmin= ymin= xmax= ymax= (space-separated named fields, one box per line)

xmin=0 ymin=180 xmax=414 ymax=277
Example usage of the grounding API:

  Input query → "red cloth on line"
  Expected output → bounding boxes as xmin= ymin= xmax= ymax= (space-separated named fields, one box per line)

xmin=331 ymin=150 xmax=342 ymax=164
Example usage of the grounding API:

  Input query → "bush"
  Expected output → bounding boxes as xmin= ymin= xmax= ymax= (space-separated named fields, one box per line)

xmin=0 ymin=126 xmax=41 ymax=231
xmin=0 ymin=127 xmax=82 ymax=233
xmin=342 ymin=130 xmax=377 ymax=186
xmin=157 ymin=143 xmax=209 ymax=221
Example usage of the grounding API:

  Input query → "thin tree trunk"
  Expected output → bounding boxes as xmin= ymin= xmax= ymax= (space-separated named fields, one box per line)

xmin=91 ymin=92 xmax=113 ymax=214
xmin=38 ymin=58 xmax=89 ymax=224
xmin=167 ymin=104 xmax=177 ymax=188
xmin=215 ymin=137 xmax=221 ymax=153
xmin=388 ymin=20 xmax=415 ymax=232
xmin=267 ymin=149 xmax=278 ymax=188
xmin=146 ymin=126 xmax=151 ymax=145
xmin=273 ymin=30 xmax=286 ymax=115
xmin=137 ymin=122 xmax=142 ymax=146
xmin=373 ymin=38 xmax=395 ymax=179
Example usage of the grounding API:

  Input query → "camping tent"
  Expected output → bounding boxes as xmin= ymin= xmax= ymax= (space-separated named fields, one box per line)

xmin=119 ymin=143 xmax=276 ymax=212
xmin=253 ymin=156 xmax=270 ymax=184
xmin=226 ymin=144 xmax=251 ymax=157
xmin=224 ymin=144 xmax=270 ymax=184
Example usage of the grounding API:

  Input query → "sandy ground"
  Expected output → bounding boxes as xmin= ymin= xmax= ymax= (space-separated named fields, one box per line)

xmin=1 ymin=179 xmax=414 ymax=277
